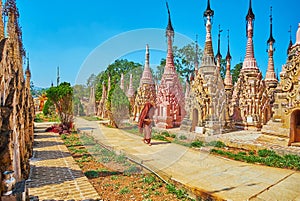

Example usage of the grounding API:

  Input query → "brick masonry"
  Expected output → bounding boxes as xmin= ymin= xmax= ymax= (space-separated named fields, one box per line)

xmin=26 ymin=124 xmax=101 ymax=201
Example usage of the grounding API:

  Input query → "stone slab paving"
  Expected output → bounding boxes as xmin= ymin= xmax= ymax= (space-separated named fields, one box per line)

xmin=27 ymin=122 xmax=101 ymax=201
xmin=75 ymin=117 xmax=300 ymax=201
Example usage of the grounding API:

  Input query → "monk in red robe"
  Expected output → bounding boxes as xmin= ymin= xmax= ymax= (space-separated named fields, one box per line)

xmin=138 ymin=102 xmax=155 ymax=146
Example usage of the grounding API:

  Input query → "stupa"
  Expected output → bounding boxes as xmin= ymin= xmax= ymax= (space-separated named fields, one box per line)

xmin=133 ymin=44 xmax=156 ymax=121
xmin=262 ymin=23 xmax=300 ymax=146
xmin=154 ymin=3 xmax=185 ymax=128
xmin=231 ymin=0 xmax=268 ymax=130
xmin=224 ymin=30 xmax=233 ymax=128
xmin=181 ymin=0 xmax=226 ymax=135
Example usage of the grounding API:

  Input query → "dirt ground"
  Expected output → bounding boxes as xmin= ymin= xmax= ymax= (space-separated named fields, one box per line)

xmin=63 ymin=133 xmax=192 ymax=201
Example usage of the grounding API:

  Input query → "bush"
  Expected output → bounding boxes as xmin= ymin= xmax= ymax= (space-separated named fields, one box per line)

xmin=119 ymin=187 xmax=131 ymax=194
xmin=170 ymin=134 xmax=176 ymax=138
xmin=191 ymin=140 xmax=203 ymax=148
xmin=206 ymin=141 xmax=226 ymax=148
xmin=61 ymin=134 xmax=67 ymax=140
xmin=152 ymin=134 xmax=168 ymax=141
xmin=179 ymin=135 xmax=187 ymax=140
xmin=258 ymin=149 xmax=276 ymax=157
xmin=161 ymin=131 xmax=170 ymax=137
xmin=143 ymin=175 xmax=156 ymax=184
xmin=84 ymin=170 xmax=99 ymax=178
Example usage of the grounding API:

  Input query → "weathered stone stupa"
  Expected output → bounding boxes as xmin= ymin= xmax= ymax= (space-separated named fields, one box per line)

xmin=231 ymin=0 xmax=268 ymax=130
xmin=133 ymin=44 xmax=156 ymax=121
xmin=265 ymin=7 xmax=278 ymax=89
xmin=126 ymin=73 xmax=136 ymax=115
xmin=87 ymin=86 xmax=96 ymax=116
xmin=0 ymin=0 xmax=34 ymax=193
xmin=181 ymin=0 xmax=226 ymax=135
xmin=224 ymin=31 xmax=233 ymax=128
xmin=262 ymin=7 xmax=278 ymax=124
xmin=215 ymin=25 xmax=222 ymax=73
xmin=96 ymin=81 xmax=108 ymax=118
xmin=154 ymin=3 xmax=185 ymax=128
xmin=262 ymin=23 xmax=300 ymax=145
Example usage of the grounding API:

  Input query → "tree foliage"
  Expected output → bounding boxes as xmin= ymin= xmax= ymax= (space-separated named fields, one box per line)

xmin=95 ymin=59 xmax=142 ymax=101
xmin=111 ymin=85 xmax=130 ymax=127
xmin=220 ymin=59 xmax=226 ymax=80
xmin=93 ymin=59 xmax=142 ymax=127
xmin=231 ymin=62 xmax=243 ymax=84
xmin=46 ymin=82 xmax=73 ymax=128
xmin=154 ymin=42 xmax=203 ymax=82
xmin=173 ymin=43 xmax=202 ymax=79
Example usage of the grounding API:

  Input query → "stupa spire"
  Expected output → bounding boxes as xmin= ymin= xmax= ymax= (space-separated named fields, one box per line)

xmin=0 ymin=0 xmax=4 ymax=40
xmin=265 ymin=6 xmax=277 ymax=86
xmin=216 ymin=25 xmax=222 ymax=72
xmin=202 ymin=0 xmax=215 ymax=65
xmin=166 ymin=2 xmax=174 ymax=33
xmin=127 ymin=74 xmax=135 ymax=98
xmin=296 ymin=23 xmax=300 ymax=45
xmin=194 ymin=35 xmax=199 ymax=74
xmin=203 ymin=0 xmax=214 ymax=57
xmin=164 ymin=2 xmax=175 ymax=74
xmin=267 ymin=7 xmax=275 ymax=44
xmin=25 ymin=54 xmax=31 ymax=75
xmin=246 ymin=0 xmax=255 ymax=21
xmin=25 ymin=55 xmax=31 ymax=89
xmin=120 ymin=73 xmax=124 ymax=90
xmin=57 ymin=66 xmax=60 ymax=86
xmin=287 ymin=26 xmax=293 ymax=54
xmin=224 ymin=30 xmax=232 ymax=87
xmin=242 ymin=0 xmax=258 ymax=71
xmin=140 ymin=44 xmax=154 ymax=85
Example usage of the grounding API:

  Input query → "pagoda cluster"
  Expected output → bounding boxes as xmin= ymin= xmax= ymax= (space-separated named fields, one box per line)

xmin=94 ymin=0 xmax=300 ymax=145
xmin=0 ymin=0 xmax=34 ymax=195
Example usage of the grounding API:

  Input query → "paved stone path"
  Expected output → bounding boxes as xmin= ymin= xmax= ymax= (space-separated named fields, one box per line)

xmin=27 ymin=122 xmax=101 ymax=201
xmin=75 ymin=117 xmax=300 ymax=201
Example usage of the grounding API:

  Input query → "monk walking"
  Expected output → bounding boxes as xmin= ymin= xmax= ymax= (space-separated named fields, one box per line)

xmin=138 ymin=102 xmax=155 ymax=146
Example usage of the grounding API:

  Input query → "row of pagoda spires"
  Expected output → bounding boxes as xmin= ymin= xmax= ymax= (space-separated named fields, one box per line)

xmin=122 ymin=0 xmax=283 ymax=101
xmin=204 ymin=0 xmax=279 ymax=89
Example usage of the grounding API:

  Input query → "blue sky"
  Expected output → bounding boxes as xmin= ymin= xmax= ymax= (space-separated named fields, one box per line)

xmin=17 ymin=0 xmax=299 ymax=88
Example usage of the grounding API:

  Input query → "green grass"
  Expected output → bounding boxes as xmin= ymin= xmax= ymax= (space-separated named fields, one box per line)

xmin=111 ymin=175 xmax=119 ymax=180
xmin=143 ymin=175 xmax=156 ymax=184
xmin=152 ymin=134 xmax=170 ymax=142
xmin=84 ymin=170 xmax=99 ymax=178
xmin=211 ymin=148 xmax=300 ymax=170
xmin=179 ymin=135 xmax=187 ymax=140
xmin=119 ymin=186 xmax=131 ymax=194
xmin=191 ymin=140 xmax=204 ymax=148
xmin=205 ymin=141 xmax=226 ymax=148
xmin=161 ymin=131 xmax=170 ymax=137
xmin=166 ymin=183 xmax=189 ymax=199
xmin=82 ymin=116 xmax=102 ymax=121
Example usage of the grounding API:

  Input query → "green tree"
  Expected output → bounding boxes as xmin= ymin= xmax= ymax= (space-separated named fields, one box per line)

xmin=87 ymin=73 xmax=96 ymax=88
xmin=46 ymin=82 xmax=73 ymax=128
xmin=93 ymin=59 xmax=142 ymax=127
xmin=95 ymin=59 xmax=142 ymax=101
xmin=231 ymin=62 xmax=243 ymax=84
xmin=42 ymin=99 xmax=54 ymax=116
xmin=111 ymin=85 xmax=130 ymax=127
xmin=154 ymin=43 xmax=203 ymax=82
xmin=73 ymin=84 xmax=88 ymax=116
xmin=154 ymin=59 xmax=166 ymax=84
xmin=173 ymin=43 xmax=202 ymax=79
xmin=73 ymin=96 xmax=85 ymax=116
xmin=220 ymin=59 xmax=226 ymax=80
